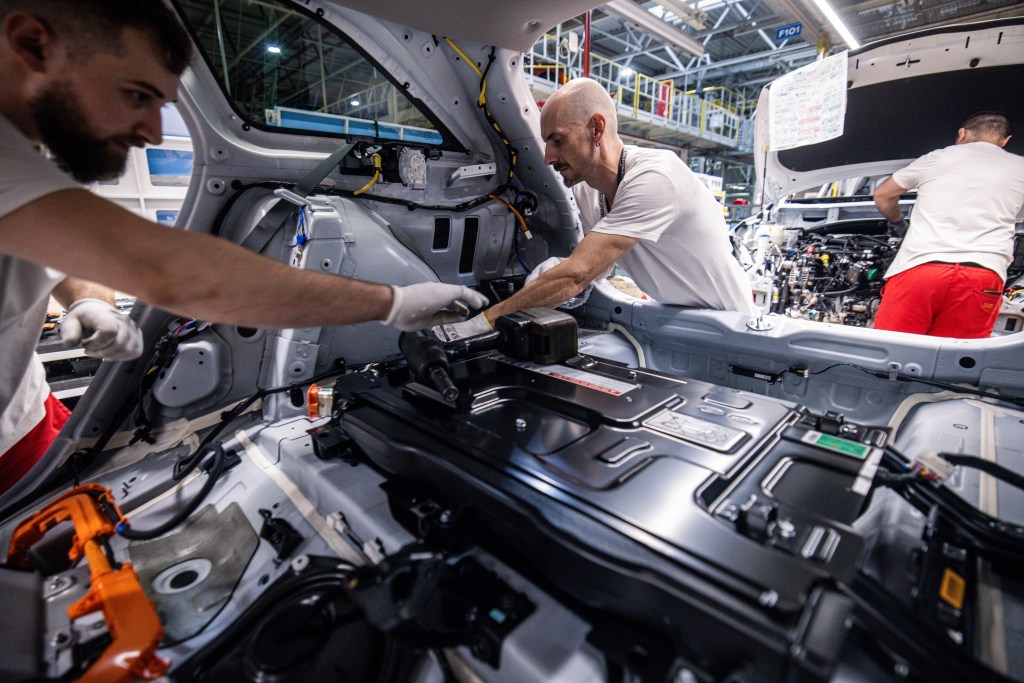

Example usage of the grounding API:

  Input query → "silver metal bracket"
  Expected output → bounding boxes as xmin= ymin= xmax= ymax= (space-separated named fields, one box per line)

xmin=746 ymin=315 xmax=775 ymax=332
xmin=273 ymin=188 xmax=331 ymax=210
xmin=887 ymin=361 xmax=901 ymax=381
xmin=444 ymin=163 xmax=496 ymax=188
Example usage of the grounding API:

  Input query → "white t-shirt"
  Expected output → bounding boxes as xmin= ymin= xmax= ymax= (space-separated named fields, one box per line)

xmin=886 ymin=141 xmax=1024 ymax=279
xmin=573 ymin=146 xmax=757 ymax=315
xmin=0 ymin=115 xmax=77 ymax=454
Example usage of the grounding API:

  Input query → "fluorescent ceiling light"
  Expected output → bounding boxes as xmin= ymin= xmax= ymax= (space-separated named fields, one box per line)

xmin=606 ymin=0 xmax=705 ymax=58
xmin=350 ymin=99 xmax=361 ymax=106
xmin=807 ymin=0 xmax=860 ymax=49
xmin=267 ymin=45 xmax=281 ymax=54
xmin=621 ymin=67 xmax=636 ymax=78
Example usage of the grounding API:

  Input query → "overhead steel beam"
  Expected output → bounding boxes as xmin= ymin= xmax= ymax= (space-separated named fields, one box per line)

xmin=703 ymin=4 xmax=732 ymax=44
xmin=703 ymin=14 xmax=774 ymax=40
xmin=589 ymin=22 xmax=690 ymax=72
xmin=760 ymin=0 xmax=823 ymax=47
xmin=656 ymin=0 xmax=710 ymax=30
xmin=731 ymin=0 xmax=779 ymax=50
xmin=730 ymin=20 xmax=788 ymax=38
xmin=605 ymin=0 xmax=706 ymax=58
xmin=660 ymin=42 xmax=815 ymax=79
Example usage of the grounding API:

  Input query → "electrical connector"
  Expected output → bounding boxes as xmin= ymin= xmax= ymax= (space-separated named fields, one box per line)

xmin=911 ymin=450 xmax=956 ymax=482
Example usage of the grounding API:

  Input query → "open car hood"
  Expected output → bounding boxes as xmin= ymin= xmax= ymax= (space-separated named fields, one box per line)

xmin=754 ymin=18 xmax=1024 ymax=206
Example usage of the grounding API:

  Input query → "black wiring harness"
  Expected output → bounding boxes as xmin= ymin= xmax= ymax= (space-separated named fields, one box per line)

xmin=788 ymin=361 xmax=1024 ymax=409
xmin=874 ymin=443 xmax=1024 ymax=567
xmin=115 ymin=362 xmax=352 ymax=541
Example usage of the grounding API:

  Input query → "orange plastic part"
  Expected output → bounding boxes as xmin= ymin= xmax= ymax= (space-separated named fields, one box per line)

xmin=307 ymin=383 xmax=321 ymax=419
xmin=7 ymin=484 xmax=169 ymax=682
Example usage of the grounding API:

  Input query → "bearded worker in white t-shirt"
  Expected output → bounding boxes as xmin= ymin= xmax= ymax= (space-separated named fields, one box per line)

xmin=872 ymin=112 xmax=1024 ymax=338
xmin=436 ymin=77 xmax=757 ymax=341
xmin=0 ymin=0 xmax=486 ymax=497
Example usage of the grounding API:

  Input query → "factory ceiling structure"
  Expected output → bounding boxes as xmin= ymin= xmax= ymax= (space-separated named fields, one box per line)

xmin=577 ymin=0 xmax=1023 ymax=101
xmin=174 ymin=0 xmax=1023 ymax=160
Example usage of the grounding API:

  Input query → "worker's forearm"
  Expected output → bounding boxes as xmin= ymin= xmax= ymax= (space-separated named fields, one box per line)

xmin=874 ymin=196 xmax=904 ymax=222
xmin=485 ymin=274 xmax=586 ymax=323
xmin=488 ymin=232 xmax=632 ymax=323
xmin=3 ymin=190 xmax=396 ymax=329
xmin=872 ymin=178 xmax=907 ymax=223
xmin=52 ymin=277 xmax=115 ymax=309
xmin=131 ymin=231 xmax=396 ymax=328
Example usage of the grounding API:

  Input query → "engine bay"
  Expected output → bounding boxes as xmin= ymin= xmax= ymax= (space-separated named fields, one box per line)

xmin=737 ymin=205 xmax=1024 ymax=334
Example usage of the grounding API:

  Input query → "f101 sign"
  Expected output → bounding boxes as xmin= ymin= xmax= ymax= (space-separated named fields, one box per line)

xmin=776 ymin=22 xmax=802 ymax=41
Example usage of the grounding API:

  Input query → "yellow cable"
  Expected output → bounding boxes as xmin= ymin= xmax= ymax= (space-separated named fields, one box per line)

xmin=444 ymin=37 xmax=482 ymax=77
xmin=353 ymin=154 xmax=381 ymax=195
xmin=445 ymin=37 xmax=489 ymax=106
xmin=447 ymin=38 xmax=516 ymax=181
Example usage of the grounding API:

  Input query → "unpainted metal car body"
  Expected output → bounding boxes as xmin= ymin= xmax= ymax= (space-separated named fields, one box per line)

xmin=1 ymin=3 xmax=1023 ymax=682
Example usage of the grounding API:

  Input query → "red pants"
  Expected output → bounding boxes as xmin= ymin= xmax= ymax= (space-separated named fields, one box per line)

xmin=874 ymin=262 xmax=1003 ymax=338
xmin=0 ymin=392 xmax=71 ymax=496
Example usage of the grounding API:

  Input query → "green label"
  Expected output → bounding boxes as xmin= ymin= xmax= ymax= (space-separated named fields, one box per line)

xmin=815 ymin=433 xmax=869 ymax=459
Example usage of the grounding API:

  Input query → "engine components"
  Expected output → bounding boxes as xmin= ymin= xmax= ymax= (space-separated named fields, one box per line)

xmin=742 ymin=219 xmax=898 ymax=326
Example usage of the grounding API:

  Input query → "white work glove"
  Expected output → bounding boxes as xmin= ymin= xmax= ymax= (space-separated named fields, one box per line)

xmin=525 ymin=256 xmax=562 ymax=286
xmin=525 ymin=255 xmax=609 ymax=310
xmin=384 ymin=283 xmax=489 ymax=332
xmin=61 ymin=298 xmax=144 ymax=360
xmin=432 ymin=313 xmax=493 ymax=343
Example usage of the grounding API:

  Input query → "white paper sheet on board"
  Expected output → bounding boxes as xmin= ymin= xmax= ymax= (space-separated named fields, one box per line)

xmin=768 ymin=51 xmax=848 ymax=151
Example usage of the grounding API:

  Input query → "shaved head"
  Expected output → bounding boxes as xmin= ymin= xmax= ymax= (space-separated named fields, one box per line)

xmin=540 ymin=78 xmax=624 ymax=192
xmin=544 ymin=77 xmax=619 ymax=140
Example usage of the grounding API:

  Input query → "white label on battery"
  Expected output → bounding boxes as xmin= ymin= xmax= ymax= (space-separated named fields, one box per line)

xmin=643 ymin=409 xmax=745 ymax=451
xmin=496 ymin=355 xmax=637 ymax=396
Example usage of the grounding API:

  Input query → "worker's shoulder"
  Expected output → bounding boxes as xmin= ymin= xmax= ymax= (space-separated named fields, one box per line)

xmin=626 ymin=146 xmax=685 ymax=171
xmin=921 ymin=142 xmax=1022 ymax=173
xmin=624 ymin=148 xmax=690 ymax=187
xmin=997 ymin=146 xmax=1024 ymax=170
xmin=978 ymin=143 xmax=1024 ymax=180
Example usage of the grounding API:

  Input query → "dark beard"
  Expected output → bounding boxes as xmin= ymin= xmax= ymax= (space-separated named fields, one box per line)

xmin=28 ymin=81 xmax=132 ymax=183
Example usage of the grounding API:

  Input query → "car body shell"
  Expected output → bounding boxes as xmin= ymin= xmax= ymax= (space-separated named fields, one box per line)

xmin=1 ymin=4 xmax=1023 ymax=682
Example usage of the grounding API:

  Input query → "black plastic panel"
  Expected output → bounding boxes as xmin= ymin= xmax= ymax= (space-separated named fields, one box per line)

xmin=778 ymin=64 xmax=1024 ymax=173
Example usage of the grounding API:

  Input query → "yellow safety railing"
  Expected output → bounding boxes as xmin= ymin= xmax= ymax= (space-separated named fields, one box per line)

xmin=701 ymin=85 xmax=743 ymax=113
xmin=524 ymin=34 xmax=749 ymax=147
xmin=525 ymin=33 xmax=585 ymax=88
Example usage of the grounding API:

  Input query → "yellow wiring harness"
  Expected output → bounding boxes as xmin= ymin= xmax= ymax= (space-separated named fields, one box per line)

xmin=353 ymin=153 xmax=382 ymax=195
xmin=444 ymin=37 xmax=484 ymax=94
xmin=444 ymin=37 xmax=518 ymax=184
xmin=446 ymin=38 xmax=528 ymax=242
